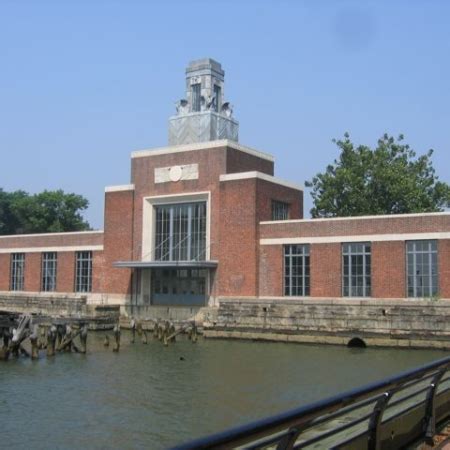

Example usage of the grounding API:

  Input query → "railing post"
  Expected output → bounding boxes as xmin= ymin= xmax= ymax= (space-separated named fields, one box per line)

xmin=424 ymin=368 xmax=447 ymax=444
xmin=368 ymin=391 xmax=392 ymax=450
xmin=276 ymin=426 xmax=302 ymax=450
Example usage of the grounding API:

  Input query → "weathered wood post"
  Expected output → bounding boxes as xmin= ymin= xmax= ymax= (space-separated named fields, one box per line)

xmin=56 ymin=325 xmax=64 ymax=347
xmin=11 ymin=315 xmax=32 ymax=357
xmin=79 ymin=324 xmax=88 ymax=354
xmin=169 ymin=323 xmax=176 ymax=343
xmin=63 ymin=325 xmax=73 ymax=352
xmin=30 ymin=324 xmax=39 ymax=359
xmin=0 ymin=328 xmax=10 ymax=361
xmin=39 ymin=326 xmax=47 ymax=349
xmin=47 ymin=325 xmax=57 ymax=357
xmin=157 ymin=322 xmax=164 ymax=341
xmin=113 ymin=324 xmax=120 ymax=352
xmin=191 ymin=322 xmax=198 ymax=343
xmin=137 ymin=322 xmax=148 ymax=344
xmin=130 ymin=319 xmax=136 ymax=344
xmin=153 ymin=321 xmax=159 ymax=339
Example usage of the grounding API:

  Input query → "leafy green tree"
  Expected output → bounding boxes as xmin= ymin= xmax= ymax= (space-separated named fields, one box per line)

xmin=306 ymin=133 xmax=450 ymax=218
xmin=0 ymin=189 xmax=90 ymax=235
xmin=0 ymin=189 xmax=28 ymax=234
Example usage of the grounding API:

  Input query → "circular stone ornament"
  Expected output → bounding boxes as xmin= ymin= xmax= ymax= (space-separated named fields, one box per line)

xmin=169 ymin=165 xmax=183 ymax=182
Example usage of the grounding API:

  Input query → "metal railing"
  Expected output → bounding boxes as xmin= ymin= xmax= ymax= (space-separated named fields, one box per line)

xmin=173 ymin=355 xmax=450 ymax=450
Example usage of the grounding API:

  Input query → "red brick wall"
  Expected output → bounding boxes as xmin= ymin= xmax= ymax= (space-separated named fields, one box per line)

xmin=260 ymin=214 xmax=450 ymax=239
xmin=259 ymin=245 xmax=283 ymax=297
xmin=310 ymin=243 xmax=342 ymax=297
xmin=56 ymin=252 xmax=75 ymax=292
xmin=226 ymin=147 xmax=274 ymax=175
xmin=218 ymin=178 xmax=258 ymax=296
xmin=24 ymin=253 xmax=41 ymax=292
xmin=0 ymin=231 xmax=103 ymax=250
xmin=372 ymin=241 xmax=405 ymax=298
xmin=130 ymin=144 xmax=276 ymax=265
xmin=100 ymin=189 xmax=134 ymax=295
xmin=131 ymin=146 xmax=228 ymax=262
xmin=0 ymin=254 xmax=10 ymax=290
xmin=256 ymin=179 xmax=303 ymax=223
xmin=439 ymin=239 xmax=450 ymax=299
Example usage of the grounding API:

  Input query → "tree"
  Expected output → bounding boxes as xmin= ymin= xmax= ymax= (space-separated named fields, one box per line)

xmin=0 ymin=189 xmax=91 ymax=235
xmin=306 ymin=133 xmax=450 ymax=218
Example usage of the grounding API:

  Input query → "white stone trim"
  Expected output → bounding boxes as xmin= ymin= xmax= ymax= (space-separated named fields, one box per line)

xmin=260 ymin=211 xmax=450 ymax=225
xmin=0 ymin=230 xmax=103 ymax=239
xmin=105 ymin=184 xmax=135 ymax=193
xmin=142 ymin=191 xmax=211 ymax=261
xmin=260 ymin=232 xmax=450 ymax=246
xmin=0 ymin=245 xmax=104 ymax=254
xmin=154 ymin=164 xmax=198 ymax=184
xmin=131 ymin=139 xmax=274 ymax=162
xmin=220 ymin=171 xmax=303 ymax=191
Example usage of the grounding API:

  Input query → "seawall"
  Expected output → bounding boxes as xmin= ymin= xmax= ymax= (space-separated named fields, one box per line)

xmin=203 ymin=298 xmax=450 ymax=349
xmin=0 ymin=293 xmax=119 ymax=329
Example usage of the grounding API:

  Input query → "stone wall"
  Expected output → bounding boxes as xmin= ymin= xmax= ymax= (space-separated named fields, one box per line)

xmin=204 ymin=298 xmax=450 ymax=349
xmin=0 ymin=293 xmax=119 ymax=328
xmin=0 ymin=293 xmax=88 ymax=316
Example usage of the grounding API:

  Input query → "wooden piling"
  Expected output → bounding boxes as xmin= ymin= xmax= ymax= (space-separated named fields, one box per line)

xmin=130 ymin=319 xmax=136 ymax=344
xmin=113 ymin=324 xmax=120 ymax=352
xmin=47 ymin=326 xmax=57 ymax=357
xmin=30 ymin=324 xmax=39 ymax=359
xmin=79 ymin=324 xmax=88 ymax=354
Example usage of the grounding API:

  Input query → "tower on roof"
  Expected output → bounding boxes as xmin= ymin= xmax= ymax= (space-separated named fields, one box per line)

xmin=168 ymin=58 xmax=239 ymax=146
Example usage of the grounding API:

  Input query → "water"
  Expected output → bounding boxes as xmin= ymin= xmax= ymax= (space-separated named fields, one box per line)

xmin=0 ymin=333 xmax=447 ymax=449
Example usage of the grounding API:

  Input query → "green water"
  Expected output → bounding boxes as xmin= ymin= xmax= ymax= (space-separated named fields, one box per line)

xmin=0 ymin=332 xmax=447 ymax=449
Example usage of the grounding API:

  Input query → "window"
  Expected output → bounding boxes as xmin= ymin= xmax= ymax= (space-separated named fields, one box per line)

xmin=407 ymin=240 xmax=438 ymax=298
xmin=272 ymin=201 xmax=290 ymax=221
xmin=42 ymin=252 xmax=57 ymax=292
xmin=284 ymin=245 xmax=310 ymax=296
xmin=10 ymin=253 xmax=25 ymax=291
xmin=191 ymin=83 xmax=201 ymax=112
xmin=154 ymin=202 xmax=207 ymax=261
xmin=343 ymin=243 xmax=371 ymax=297
xmin=75 ymin=251 xmax=92 ymax=293
xmin=213 ymin=85 xmax=221 ymax=111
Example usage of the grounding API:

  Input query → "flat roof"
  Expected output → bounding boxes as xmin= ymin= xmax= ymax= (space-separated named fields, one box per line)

xmin=260 ymin=211 xmax=450 ymax=225
xmin=220 ymin=171 xmax=303 ymax=191
xmin=131 ymin=139 xmax=274 ymax=162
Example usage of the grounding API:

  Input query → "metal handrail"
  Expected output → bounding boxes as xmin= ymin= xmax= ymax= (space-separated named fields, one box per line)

xmin=173 ymin=355 xmax=450 ymax=450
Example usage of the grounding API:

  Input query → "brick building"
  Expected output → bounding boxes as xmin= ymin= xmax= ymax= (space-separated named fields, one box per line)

xmin=1 ymin=58 xmax=449 ymax=312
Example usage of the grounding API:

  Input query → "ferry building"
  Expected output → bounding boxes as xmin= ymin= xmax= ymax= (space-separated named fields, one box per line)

xmin=1 ymin=58 xmax=449 ymax=315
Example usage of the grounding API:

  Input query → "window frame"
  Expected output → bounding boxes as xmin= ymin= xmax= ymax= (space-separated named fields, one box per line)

xmin=284 ymin=244 xmax=310 ymax=297
xmin=406 ymin=240 xmax=438 ymax=298
xmin=41 ymin=252 xmax=57 ymax=292
xmin=342 ymin=242 xmax=371 ymax=298
xmin=272 ymin=200 xmax=290 ymax=221
xmin=75 ymin=251 xmax=93 ymax=293
xmin=154 ymin=201 xmax=207 ymax=262
xmin=10 ymin=253 xmax=25 ymax=291
xmin=191 ymin=83 xmax=201 ymax=112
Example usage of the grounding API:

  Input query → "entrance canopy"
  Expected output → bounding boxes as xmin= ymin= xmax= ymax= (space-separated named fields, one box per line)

xmin=113 ymin=260 xmax=218 ymax=269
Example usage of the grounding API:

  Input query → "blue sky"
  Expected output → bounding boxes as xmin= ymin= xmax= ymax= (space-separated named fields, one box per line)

xmin=1 ymin=0 xmax=449 ymax=228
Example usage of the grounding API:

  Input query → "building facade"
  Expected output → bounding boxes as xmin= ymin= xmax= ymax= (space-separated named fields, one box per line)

xmin=1 ymin=58 xmax=449 ymax=310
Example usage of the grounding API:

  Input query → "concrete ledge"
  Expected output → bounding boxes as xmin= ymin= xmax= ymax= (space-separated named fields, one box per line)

xmin=204 ymin=330 xmax=450 ymax=349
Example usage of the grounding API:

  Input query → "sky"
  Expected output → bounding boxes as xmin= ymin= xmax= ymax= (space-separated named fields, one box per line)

xmin=1 ymin=0 xmax=450 ymax=229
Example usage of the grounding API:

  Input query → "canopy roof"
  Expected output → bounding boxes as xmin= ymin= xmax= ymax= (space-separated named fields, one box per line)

xmin=113 ymin=260 xmax=218 ymax=269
